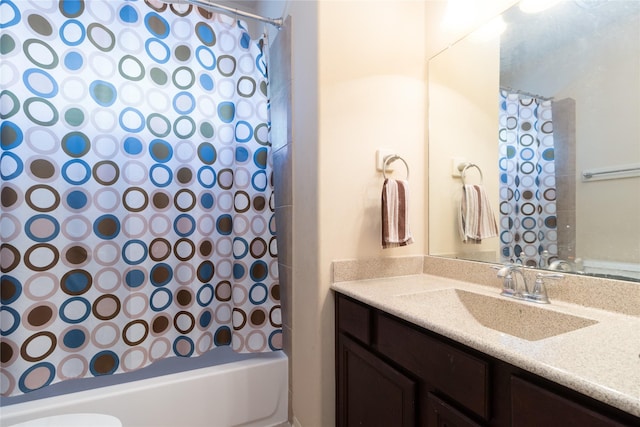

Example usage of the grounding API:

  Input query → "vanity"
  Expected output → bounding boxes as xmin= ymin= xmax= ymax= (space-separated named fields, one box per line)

xmin=332 ymin=273 xmax=640 ymax=427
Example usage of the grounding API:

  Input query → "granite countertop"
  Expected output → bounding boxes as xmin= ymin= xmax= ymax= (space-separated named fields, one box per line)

xmin=331 ymin=274 xmax=640 ymax=418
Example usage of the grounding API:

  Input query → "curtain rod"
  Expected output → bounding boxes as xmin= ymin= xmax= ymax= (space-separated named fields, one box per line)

xmin=500 ymin=86 xmax=553 ymax=101
xmin=162 ymin=0 xmax=284 ymax=29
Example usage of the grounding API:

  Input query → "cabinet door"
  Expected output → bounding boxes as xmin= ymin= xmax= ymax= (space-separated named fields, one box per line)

xmin=376 ymin=313 xmax=490 ymax=420
xmin=511 ymin=376 xmax=628 ymax=427
xmin=427 ymin=393 xmax=483 ymax=427
xmin=337 ymin=334 xmax=416 ymax=427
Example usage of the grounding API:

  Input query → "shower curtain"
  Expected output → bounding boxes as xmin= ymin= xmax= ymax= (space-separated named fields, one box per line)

xmin=498 ymin=90 xmax=558 ymax=267
xmin=0 ymin=0 xmax=281 ymax=397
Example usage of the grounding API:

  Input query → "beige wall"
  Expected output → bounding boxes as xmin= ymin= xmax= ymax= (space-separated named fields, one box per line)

xmin=569 ymin=17 xmax=640 ymax=263
xmin=280 ymin=0 xmax=518 ymax=425
xmin=428 ymin=33 xmax=501 ymax=261
xmin=318 ymin=0 xmax=427 ymax=260
xmin=425 ymin=0 xmax=517 ymax=263
xmin=286 ymin=1 xmax=427 ymax=425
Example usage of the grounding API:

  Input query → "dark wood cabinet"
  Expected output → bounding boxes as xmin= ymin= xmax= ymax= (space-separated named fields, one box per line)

xmin=427 ymin=393 xmax=483 ymax=427
xmin=510 ymin=376 xmax=628 ymax=427
xmin=335 ymin=292 xmax=640 ymax=427
xmin=337 ymin=334 xmax=416 ymax=426
xmin=377 ymin=313 xmax=489 ymax=420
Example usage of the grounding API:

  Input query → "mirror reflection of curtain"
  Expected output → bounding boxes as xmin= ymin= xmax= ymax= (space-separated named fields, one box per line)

xmin=498 ymin=91 xmax=558 ymax=267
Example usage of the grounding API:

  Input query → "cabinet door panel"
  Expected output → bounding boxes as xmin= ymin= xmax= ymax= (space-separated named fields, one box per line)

xmin=377 ymin=313 xmax=489 ymax=419
xmin=337 ymin=334 xmax=416 ymax=427
xmin=511 ymin=376 xmax=628 ymax=427
xmin=427 ymin=393 xmax=483 ymax=427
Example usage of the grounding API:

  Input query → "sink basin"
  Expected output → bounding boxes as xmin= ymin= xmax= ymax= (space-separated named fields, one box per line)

xmin=399 ymin=288 xmax=598 ymax=341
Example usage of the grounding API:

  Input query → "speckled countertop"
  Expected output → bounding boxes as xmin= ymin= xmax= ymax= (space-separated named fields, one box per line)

xmin=332 ymin=274 xmax=640 ymax=418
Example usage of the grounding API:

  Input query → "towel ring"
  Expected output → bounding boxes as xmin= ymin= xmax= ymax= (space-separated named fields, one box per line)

xmin=383 ymin=155 xmax=410 ymax=180
xmin=458 ymin=162 xmax=483 ymax=186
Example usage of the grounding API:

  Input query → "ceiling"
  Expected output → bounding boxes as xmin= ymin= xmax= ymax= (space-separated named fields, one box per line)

xmin=500 ymin=0 xmax=640 ymax=78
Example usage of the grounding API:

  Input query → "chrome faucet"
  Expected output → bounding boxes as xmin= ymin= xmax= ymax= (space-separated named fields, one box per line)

xmin=493 ymin=264 xmax=563 ymax=304
xmin=495 ymin=264 xmax=529 ymax=299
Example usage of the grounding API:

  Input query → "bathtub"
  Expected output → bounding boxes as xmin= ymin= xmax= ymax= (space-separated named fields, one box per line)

xmin=582 ymin=259 xmax=640 ymax=281
xmin=0 ymin=348 xmax=288 ymax=427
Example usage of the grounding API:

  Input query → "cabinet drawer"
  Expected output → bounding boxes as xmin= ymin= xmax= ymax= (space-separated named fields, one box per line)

xmin=337 ymin=294 xmax=372 ymax=345
xmin=511 ymin=376 xmax=627 ymax=427
xmin=376 ymin=313 xmax=489 ymax=419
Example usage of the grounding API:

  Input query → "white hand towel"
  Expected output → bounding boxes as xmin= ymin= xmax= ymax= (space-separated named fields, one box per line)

xmin=382 ymin=178 xmax=414 ymax=249
xmin=458 ymin=184 xmax=498 ymax=243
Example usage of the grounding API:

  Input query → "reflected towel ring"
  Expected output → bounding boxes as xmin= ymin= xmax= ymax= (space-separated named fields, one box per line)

xmin=383 ymin=155 xmax=410 ymax=180
xmin=458 ymin=162 xmax=483 ymax=186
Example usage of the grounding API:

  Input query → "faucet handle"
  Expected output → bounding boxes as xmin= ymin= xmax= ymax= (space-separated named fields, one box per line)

xmin=500 ymin=273 xmax=516 ymax=297
xmin=529 ymin=272 xmax=563 ymax=304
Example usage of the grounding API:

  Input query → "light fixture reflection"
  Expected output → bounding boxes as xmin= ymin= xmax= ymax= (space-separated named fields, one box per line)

xmin=469 ymin=15 xmax=507 ymax=43
xmin=442 ymin=0 xmax=478 ymax=30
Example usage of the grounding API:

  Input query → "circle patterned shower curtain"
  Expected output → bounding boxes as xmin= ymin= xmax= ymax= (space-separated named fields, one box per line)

xmin=0 ymin=0 xmax=281 ymax=397
xmin=498 ymin=90 xmax=558 ymax=268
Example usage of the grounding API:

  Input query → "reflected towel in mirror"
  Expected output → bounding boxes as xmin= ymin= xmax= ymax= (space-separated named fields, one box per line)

xmin=382 ymin=178 xmax=414 ymax=248
xmin=458 ymin=184 xmax=498 ymax=243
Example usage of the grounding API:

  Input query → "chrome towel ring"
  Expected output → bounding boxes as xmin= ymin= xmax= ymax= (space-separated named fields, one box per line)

xmin=383 ymin=155 xmax=410 ymax=180
xmin=458 ymin=162 xmax=483 ymax=186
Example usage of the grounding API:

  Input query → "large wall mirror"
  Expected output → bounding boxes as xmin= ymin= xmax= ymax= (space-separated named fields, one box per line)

xmin=428 ymin=0 xmax=640 ymax=282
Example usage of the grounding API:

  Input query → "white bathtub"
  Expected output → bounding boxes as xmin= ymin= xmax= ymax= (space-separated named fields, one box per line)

xmin=0 ymin=350 xmax=288 ymax=427
xmin=582 ymin=259 xmax=640 ymax=281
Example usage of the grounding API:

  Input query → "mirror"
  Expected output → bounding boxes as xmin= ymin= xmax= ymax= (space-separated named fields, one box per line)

xmin=428 ymin=0 xmax=640 ymax=282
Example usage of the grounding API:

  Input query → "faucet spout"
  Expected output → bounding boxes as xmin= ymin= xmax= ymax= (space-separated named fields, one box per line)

xmin=549 ymin=259 xmax=573 ymax=272
xmin=496 ymin=266 xmax=512 ymax=278
xmin=494 ymin=264 xmax=529 ymax=299
xmin=510 ymin=266 xmax=529 ymax=299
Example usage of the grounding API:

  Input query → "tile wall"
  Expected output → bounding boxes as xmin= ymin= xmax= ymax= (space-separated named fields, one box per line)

xmin=269 ymin=16 xmax=293 ymax=423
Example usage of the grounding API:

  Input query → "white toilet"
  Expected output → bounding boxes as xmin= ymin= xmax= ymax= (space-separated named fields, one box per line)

xmin=9 ymin=413 xmax=122 ymax=427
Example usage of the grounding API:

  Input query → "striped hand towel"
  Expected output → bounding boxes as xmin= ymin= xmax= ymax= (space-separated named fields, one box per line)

xmin=458 ymin=184 xmax=498 ymax=243
xmin=381 ymin=178 xmax=414 ymax=249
